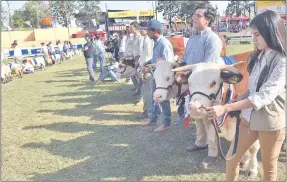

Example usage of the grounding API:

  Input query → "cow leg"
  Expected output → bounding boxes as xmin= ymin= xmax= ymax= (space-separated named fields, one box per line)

xmin=246 ymin=140 xmax=260 ymax=178
xmin=240 ymin=150 xmax=250 ymax=172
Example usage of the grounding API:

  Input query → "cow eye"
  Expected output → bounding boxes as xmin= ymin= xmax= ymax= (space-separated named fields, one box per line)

xmin=166 ymin=77 xmax=170 ymax=81
xmin=209 ymin=81 xmax=217 ymax=88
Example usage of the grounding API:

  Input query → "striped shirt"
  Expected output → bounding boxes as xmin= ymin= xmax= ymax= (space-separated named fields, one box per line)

xmin=150 ymin=35 xmax=174 ymax=63
xmin=181 ymin=27 xmax=223 ymax=65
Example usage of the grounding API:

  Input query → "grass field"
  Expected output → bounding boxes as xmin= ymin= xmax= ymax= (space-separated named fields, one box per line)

xmin=2 ymin=44 xmax=285 ymax=181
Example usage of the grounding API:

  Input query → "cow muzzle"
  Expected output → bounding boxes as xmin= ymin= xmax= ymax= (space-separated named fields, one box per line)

xmin=188 ymin=101 xmax=207 ymax=118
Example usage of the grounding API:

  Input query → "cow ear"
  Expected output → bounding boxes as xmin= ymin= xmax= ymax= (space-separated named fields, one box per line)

xmin=220 ymin=67 xmax=243 ymax=84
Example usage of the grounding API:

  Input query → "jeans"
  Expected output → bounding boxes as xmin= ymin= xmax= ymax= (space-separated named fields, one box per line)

xmin=98 ymin=69 xmax=119 ymax=82
xmin=93 ymin=53 xmax=106 ymax=72
xmin=149 ymin=79 xmax=171 ymax=126
xmin=59 ymin=51 xmax=64 ymax=62
xmin=85 ymin=57 xmax=95 ymax=81
xmin=141 ymin=74 xmax=153 ymax=117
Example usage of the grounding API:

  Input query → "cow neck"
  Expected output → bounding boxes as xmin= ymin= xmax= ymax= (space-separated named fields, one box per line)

xmin=220 ymin=83 xmax=229 ymax=104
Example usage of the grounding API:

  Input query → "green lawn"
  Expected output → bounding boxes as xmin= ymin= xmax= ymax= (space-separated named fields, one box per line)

xmin=226 ymin=44 xmax=254 ymax=55
xmin=2 ymin=47 xmax=285 ymax=181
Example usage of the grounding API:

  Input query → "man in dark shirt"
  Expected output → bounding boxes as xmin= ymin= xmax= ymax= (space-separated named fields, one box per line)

xmin=84 ymin=34 xmax=95 ymax=82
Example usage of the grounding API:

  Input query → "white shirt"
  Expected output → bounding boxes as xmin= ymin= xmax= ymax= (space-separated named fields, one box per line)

xmin=41 ymin=45 xmax=49 ymax=53
xmin=48 ymin=44 xmax=55 ymax=53
xmin=125 ymin=34 xmax=134 ymax=58
xmin=139 ymin=35 xmax=154 ymax=66
xmin=23 ymin=63 xmax=34 ymax=72
xmin=119 ymin=36 xmax=127 ymax=53
xmin=14 ymin=47 xmax=22 ymax=58
xmin=132 ymin=33 xmax=144 ymax=59
xmin=57 ymin=44 xmax=64 ymax=52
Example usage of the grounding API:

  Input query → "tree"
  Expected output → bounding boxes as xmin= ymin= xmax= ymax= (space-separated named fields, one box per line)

xmin=21 ymin=1 xmax=38 ymax=28
xmin=75 ymin=1 xmax=101 ymax=27
xmin=156 ymin=0 xmax=182 ymax=28
xmin=0 ymin=1 xmax=8 ymax=29
xmin=11 ymin=10 xmax=24 ymax=28
xmin=51 ymin=1 xmax=65 ymax=26
xmin=157 ymin=1 xmax=211 ymax=28
xmin=225 ymin=0 xmax=250 ymax=17
xmin=179 ymin=1 xmax=211 ymax=18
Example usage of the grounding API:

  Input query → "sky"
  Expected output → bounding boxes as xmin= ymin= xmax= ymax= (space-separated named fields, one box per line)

xmin=3 ymin=1 xmax=229 ymax=22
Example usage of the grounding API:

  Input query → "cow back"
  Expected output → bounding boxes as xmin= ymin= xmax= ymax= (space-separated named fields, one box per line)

xmin=230 ymin=51 xmax=254 ymax=97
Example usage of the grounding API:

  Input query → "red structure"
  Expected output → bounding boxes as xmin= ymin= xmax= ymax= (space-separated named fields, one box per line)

xmin=72 ymin=30 xmax=107 ymax=41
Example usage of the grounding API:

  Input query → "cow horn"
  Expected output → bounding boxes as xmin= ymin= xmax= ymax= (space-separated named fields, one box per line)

xmin=220 ymin=61 xmax=245 ymax=70
xmin=171 ymin=65 xmax=192 ymax=72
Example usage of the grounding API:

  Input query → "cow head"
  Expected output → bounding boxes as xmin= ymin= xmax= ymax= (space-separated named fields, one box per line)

xmin=172 ymin=62 xmax=244 ymax=119
xmin=115 ymin=62 xmax=135 ymax=79
xmin=147 ymin=61 xmax=183 ymax=103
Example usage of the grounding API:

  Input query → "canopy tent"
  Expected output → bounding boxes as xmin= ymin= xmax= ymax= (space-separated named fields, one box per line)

xmin=235 ymin=14 xmax=249 ymax=21
xmin=221 ymin=14 xmax=232 ymax=22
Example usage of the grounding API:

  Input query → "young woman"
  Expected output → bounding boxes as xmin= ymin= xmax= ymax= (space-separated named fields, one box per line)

xmin=206 ymin=10 xmax=286 ymax=181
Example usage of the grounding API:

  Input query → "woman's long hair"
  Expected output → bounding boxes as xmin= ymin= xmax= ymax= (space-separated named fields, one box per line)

xmin=248 ymin=10 xmax=286 ymax=72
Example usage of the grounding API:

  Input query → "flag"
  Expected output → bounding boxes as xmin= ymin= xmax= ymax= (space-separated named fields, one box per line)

xmin=184 ymin=116 xmax=189 ymax=127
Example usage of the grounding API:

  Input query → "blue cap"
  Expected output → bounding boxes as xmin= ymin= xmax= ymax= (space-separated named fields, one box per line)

xmin=141 ymin=20 xmax=162 ymax=30
xmin=95 ymin=34 xmax=101 ymax=39
xmin=85 ymin=33 xmax=91 ymax=38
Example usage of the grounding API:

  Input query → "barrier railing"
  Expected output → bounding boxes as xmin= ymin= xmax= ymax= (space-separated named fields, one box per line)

xmin=4 ymin=43 xmax=85 ymax=59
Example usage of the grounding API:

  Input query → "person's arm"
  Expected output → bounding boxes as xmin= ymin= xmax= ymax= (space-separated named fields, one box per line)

xmin=161 ymin=43 xmax=174 ymax=62
xmin=180 ymin=38 xmax=192 ymax=64
xmin=84 ymin=43 xmax=89 ymax=51
xmin=133 ymin=36 xmax=142 ymax=61
xmin=231 ymin=90 xmax=249 ymax=102
xmin=202 ymin=35 xmax=222 ymax=63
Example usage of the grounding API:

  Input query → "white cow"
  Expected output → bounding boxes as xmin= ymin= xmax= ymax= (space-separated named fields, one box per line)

xmin=74 ymin=49 xmax=82 ymax=56
xmin=115 ymin=61 xmax=136 ymax=79
xmin=8 ymin=62 xmax=23 ymax=78
xmin=172 ymin=62 xmax=260 ymax=177
xmin=1 ymin=62 xmax=12 ymax=83
xmin=26 ymin=57 xmax=46 ymax=70
xmin=64 ymin=51 xmax=74 ymax=60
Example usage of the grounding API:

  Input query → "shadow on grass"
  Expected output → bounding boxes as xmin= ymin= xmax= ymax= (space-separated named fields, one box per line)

xmin=21 ymin=64 xmax=284 ymax=181
xmin=23 ymin=120 xmax=224 ymax=181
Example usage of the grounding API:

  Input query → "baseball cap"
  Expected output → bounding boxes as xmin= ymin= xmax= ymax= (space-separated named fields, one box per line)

xmin=141 ymin=20 xmax=162 ymax=30
xmin=85 ymin=33 xmax=91 ymax=38
xmin=95 ymin=34 xmax=101 ymax=39
xmin=11 ymin=42 xmax=18 ymax=46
